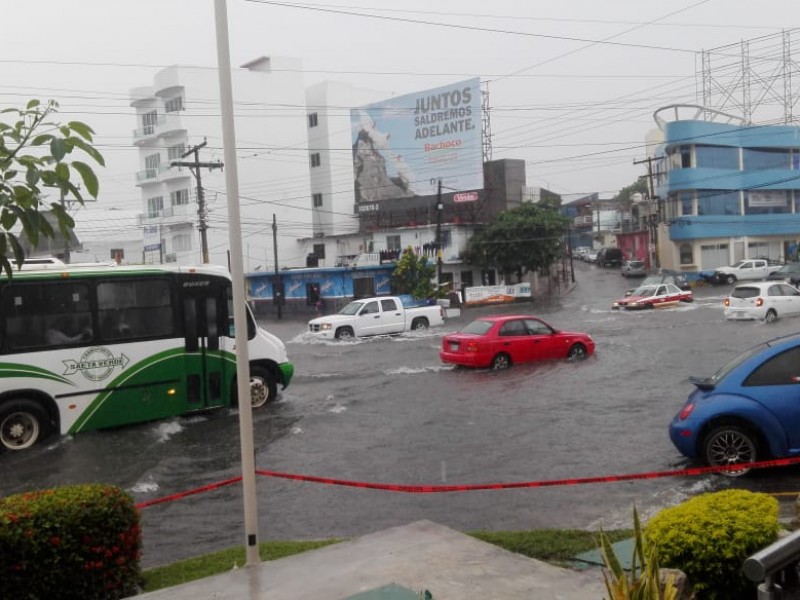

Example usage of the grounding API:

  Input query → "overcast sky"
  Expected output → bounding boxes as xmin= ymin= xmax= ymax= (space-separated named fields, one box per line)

xmin=2 ymin=0 xmax=797 ymax=219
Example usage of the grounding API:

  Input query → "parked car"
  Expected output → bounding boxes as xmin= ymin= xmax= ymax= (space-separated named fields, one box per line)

xmin=621 ymin=260 xmax=646 ymax=278
xmin=584 ymin=251 xmax=598 ymax=263
xmin=572 ymin=246 xmax=591 ymax=259
xmin=596 ymin=247 xmax=624 ymax=268
xmin=669 ymin=332 xmax=800 ymax=475
xmin=712 ymin=259 xmax=783 ymax=285
xmin=612 ymin=283 xmax=693 ymax=310
xmin=307 ymin=296 xmax=444 ymax=339
xmin=723 ymin=281 xmax=800 ymax=323
xmin=439 ymin=315 xmax=595 ymax=370
xmin=766 ymin=262 xmax=800 ymax=287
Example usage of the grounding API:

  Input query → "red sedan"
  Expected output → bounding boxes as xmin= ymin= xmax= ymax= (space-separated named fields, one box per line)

xmin=439 ymin=315 xmax=595 ymax=370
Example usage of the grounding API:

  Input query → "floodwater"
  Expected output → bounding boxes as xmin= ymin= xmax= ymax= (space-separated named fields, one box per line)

xmin=2 ymin=261 xmax=799 ymax=568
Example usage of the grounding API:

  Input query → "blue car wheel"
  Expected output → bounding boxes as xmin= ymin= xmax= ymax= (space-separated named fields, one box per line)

xmin=702 ymin=424 xmax=759 ymax=477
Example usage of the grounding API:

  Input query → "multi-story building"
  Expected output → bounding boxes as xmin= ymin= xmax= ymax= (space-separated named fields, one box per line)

xmin=129 ymin=56 xmax=313 ymax=269
xmin=651 ymin=107 xmax=800 ymax=271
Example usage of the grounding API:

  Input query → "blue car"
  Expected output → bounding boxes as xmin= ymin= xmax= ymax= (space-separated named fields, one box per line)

xmin=669 ymin=333 xmax=800 ymax=476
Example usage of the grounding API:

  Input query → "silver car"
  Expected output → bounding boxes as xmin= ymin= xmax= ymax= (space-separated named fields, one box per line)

xmin=621 ymin=260 xmax=646 ymax=277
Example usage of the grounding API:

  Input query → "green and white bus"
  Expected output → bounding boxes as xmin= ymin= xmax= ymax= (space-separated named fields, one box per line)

xmin=0 ymin=263 xmax=294 ymax=451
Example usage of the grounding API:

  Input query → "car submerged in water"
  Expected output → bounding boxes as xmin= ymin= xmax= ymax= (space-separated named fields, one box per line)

xmin=439 ymin=315 xmax=595 ymax=370
xmin=612 ymin=283 xmax=693 ymax=310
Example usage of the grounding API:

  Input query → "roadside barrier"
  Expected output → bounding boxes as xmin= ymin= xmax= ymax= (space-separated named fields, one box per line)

xmin=134 ymin=456 xmax=800 ymax=510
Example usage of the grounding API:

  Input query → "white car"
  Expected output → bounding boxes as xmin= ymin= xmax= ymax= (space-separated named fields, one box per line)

xmin=723 ymin=281 xmax=800 ymax=323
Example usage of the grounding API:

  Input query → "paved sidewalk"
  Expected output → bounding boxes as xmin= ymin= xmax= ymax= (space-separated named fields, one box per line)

xmin=137 ymin=520 xmax=607 ymax=599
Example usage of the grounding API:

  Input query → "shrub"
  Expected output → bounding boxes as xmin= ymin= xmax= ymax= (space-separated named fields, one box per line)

xmin=645 ymin=489 xmax=779 ymax=600
xmin=0 ymin=483 xmax=142 ymax=599
xmin=599 ymin=506 xmax=680 ymax=600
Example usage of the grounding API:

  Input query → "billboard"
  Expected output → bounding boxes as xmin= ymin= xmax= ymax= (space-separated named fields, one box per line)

xmin=351 ymin=78 xmax=483 ymax=204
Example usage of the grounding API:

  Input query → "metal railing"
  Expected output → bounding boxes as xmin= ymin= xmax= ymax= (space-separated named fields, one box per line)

xmin=744 ymin=529 xmax=800 ymax=599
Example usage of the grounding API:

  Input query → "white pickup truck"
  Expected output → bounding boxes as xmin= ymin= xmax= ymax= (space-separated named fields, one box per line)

xmin=307 ymin=296 xmax=445 ymax=340
xmin=713 ymin=259 xmax=783 ymax=285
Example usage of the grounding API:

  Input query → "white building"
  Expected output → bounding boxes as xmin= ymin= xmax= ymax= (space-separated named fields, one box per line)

xmin=129 ymin=56 xmax=314 ymax=270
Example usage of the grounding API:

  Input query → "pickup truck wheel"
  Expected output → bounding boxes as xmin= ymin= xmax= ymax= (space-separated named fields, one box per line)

xmin=0 ymin=400 xmax=50 ymax=451
xmin=726 ymin=274 xmax=736 ymax=285
xmin=410 ymin=317 xmax=429 ymax=331
xmin=335 ymin=327 xmax=354 ymax=340
xmin=490 ymin=353 xmax=511 ymax=370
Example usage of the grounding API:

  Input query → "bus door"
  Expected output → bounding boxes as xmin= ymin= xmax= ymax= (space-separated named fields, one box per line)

xmin=182 ymin=278 xmax=228 ymax=410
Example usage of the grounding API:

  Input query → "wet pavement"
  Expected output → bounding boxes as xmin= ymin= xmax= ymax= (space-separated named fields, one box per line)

xmin=136 ymin=520 xmax=608 ymax=600
xmin=3 ymin=262 xmax=800 ymax=569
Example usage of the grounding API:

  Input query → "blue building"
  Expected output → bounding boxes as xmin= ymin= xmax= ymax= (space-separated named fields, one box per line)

xmin=653 ymin=114 xmax=800 ymax=271
xmin=246 ymin=262 xmax=395 ymax=317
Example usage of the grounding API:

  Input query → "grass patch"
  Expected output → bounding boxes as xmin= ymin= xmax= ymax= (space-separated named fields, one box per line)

xmin=142 ymin=539 xmax=343 ymax=592
xmin=141 ymin=529 xmax=631 ymax=593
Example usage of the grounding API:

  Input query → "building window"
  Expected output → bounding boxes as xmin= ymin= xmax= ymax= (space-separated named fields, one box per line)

xmin=164 ymin=96 xmax=184 ymax=113
xmin=439 ymin=230 xmax=452 ymax=248
xmin=167 ymin=144 xmax=186 ymax=162
xmin=387 ymin=235 xmax=401 ymax=251
xmin=697 ymin=190 xmax=741 ymax=216
xmin=173 ymin=233 xmax=192 ymax=252
xmin=668 ymin=145 xmax=692 ymax=170
xmin=679 ymin=192 xmax=693 ymax=216
xmin=144 ymin=153 xmax=160 ymax=178
xmin=171 ymin=189 xmax=190 ymax=206
xmin=308 ymin=112 xmax=318 ymax=128
xmin=310 ymin=153 xmax=321 ymax=168
xmin=110 ymin=249 xmax=124 ymax=262
xmin=312 ymin=192 xmax=323 ymax=207
xmin=313 ymin=244 xmax=325 ymax=259
xmin=743 ymin=148 xmax=790 ymax=171
xmin=142 ymin=110 xmax=158 ymax=135
xmin=147 ymin=196 xmax=164 ymax=218
xmin=695 ymin=145 xmax=739 ymax=169
xmin=745 ymin=190 xmax=790 ymax=215
xmin=680 ymin=243 xmax=694 ymax=265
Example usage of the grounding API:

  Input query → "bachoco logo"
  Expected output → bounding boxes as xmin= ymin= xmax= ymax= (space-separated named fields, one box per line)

xmin=63 ymin=347 xmax=130 ymax=382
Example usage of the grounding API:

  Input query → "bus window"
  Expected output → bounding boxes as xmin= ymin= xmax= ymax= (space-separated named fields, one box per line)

xmin=97 ymin=279 xmax=173 ymax=342
xmin=3 ymin=281 xmax=92 ymax=350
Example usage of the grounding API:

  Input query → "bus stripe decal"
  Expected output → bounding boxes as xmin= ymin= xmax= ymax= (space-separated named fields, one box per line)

xmin=0 ymin=363 xmax=75 ymax=386
xmin=69 ymin=348 xmax=236 ymax=434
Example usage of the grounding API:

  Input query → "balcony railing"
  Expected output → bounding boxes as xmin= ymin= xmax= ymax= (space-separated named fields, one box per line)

xmin=573 ymin=215 xmax=593 ymax=226
xmin=138 ymin=202 xmax=197 ymax=226
xmin=135 ymin=168 xmax=158 ymax=185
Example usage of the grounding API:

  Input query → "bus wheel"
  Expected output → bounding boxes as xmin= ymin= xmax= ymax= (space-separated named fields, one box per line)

xmin=249 ymin=366 xmax=278 ymax=408
xmin=0 ymin=400 xmax=49 ymax=451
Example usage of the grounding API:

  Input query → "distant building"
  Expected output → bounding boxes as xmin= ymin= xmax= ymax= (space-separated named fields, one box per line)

xmin=650 ymin=106 xmax=800 ymax=271
xmin=129 ymin=56 xmax=313 ymax=270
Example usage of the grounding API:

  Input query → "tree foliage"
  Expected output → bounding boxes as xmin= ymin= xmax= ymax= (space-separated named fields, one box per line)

xmin=0 ymin=99 xmax=105 ymax=276
xmin=613 ymin=177 xmax=649 ymax=203
xmin=391 ymin=246 xmax=437 ymax=299
xmin=467 ymin=202 xmax=570 ymax=279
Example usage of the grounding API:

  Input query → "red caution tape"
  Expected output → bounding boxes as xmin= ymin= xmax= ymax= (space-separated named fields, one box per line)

xmin=256 ymin=456 xmax=800 ymax=493
xmin=135 ymin=476 xmax=242 ymax=509
xmin=135 ymin=456 xmax=800 ymax=509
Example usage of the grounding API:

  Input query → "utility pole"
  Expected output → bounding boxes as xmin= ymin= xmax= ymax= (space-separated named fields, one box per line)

xmin=435 ymin=179 xmax=443 ymax=286
xmin=272 ymin=214 xmax=282 ymax=320
xmin=60 ymin=188 xmax=71 ymax=264
xmin=171 ymin=138 xmax=223 ymax=263
xmin=634 ymin=156 xmax=660 ymax=270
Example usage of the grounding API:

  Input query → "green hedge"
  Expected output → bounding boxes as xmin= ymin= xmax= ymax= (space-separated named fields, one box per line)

xmin=0 ymin=483 xmax=142 ymax=599
xmin=645 ymin=489 xmax=779 ymax=600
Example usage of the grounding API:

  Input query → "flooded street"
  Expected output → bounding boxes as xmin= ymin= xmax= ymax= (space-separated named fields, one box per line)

xmin=3 ymin=261 xmax=799 ymax=568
